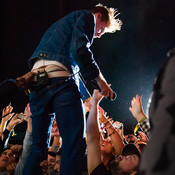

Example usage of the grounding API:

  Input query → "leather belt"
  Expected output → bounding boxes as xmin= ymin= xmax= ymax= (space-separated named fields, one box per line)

xmin=32 ymin=65 xmax=71 ymax=79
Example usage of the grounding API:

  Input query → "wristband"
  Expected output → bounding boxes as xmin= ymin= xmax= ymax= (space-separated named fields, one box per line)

xmin=138 ymin=116 xmax=147 ymax=123
xmin=7 ymin=124 xmax=13 ymax=130
xmin=134 ymin=116 xmax=147 ymax=134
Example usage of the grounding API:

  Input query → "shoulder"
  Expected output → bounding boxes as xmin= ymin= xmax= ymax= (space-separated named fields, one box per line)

xmin=90 ymin=163 xmax=111 ymax=175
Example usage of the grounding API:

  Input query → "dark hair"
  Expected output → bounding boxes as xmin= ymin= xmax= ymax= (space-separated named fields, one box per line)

xmin=109 ymin=160 xmax=139 ymax=175
xmin=48 ymin=151 xmax=56 ymax=157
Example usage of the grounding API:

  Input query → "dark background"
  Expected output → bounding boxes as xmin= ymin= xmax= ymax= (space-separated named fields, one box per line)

xmin=1 ymin=0 xmax=175 ymax=143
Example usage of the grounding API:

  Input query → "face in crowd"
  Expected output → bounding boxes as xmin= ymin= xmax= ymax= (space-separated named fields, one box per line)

xmin=0 ymin=149 xmax=16 ymax=171
xmin=109 ymin=154 xmax=140 ymax=175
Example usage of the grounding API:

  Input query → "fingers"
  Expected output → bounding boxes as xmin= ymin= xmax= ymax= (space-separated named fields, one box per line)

xmin=6 ymin=163 xmax=17 ymax=173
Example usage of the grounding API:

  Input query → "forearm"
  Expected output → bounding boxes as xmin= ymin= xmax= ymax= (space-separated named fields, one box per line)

xmin=105 ymin=122 xmax=124 ymax=155
xmin=134 ymin=112 xmax=147 ymax=123
xmin=0 ymin=119 xmax=7 ymax=133
xmin=86 ymin=95 xmax=102 ymax=174
xmin=87 ymin=100 xmax=100 ymax=141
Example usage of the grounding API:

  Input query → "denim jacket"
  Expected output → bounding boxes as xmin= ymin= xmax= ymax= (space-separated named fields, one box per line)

xmin=28 ymin=10 xmax=100 ymax=82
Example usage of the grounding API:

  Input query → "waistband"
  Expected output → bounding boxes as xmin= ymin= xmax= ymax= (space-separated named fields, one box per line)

xmin=32 ymin=65 xmax=71 ymax=79
xmin=29 ymin=76 xmax=73 ymax=92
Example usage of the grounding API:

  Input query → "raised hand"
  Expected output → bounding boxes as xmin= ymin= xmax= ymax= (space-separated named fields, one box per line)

xmin=129 ymin=94 xmax=146 ymax=122
xmin=0 ymin=105 xmax=15 ymax=133
xmin=113 ymin=121 xmax=125 ymax=140
xmin=6 ymin=162 xmax=17 ymax=175
xmin=7 ymin=113 xmax=25 ymax=131
xmin=2 ymin=105 xmax=14 ymax=121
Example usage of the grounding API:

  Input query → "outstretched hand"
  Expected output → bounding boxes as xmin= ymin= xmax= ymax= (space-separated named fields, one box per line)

xmin=7 ymin=113 xmax=25 ymax=130
xmin=2 ymin=105 xmax=14 ymax=122
xmin=92 ymin=89 xmax=104 ymax=104
xmin=129 ymin=94 xmax=146 ymax=122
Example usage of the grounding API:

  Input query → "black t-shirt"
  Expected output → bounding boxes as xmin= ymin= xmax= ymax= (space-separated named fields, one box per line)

xmin=90 ymin=163 xmax=111 ymax=175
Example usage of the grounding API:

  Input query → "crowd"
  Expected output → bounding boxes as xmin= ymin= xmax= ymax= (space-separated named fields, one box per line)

xmin=0 ymin=89 xmax=150 ymax=175
xmin=1 ymin=1 xmax=175 ymax=174
xmin=1 ymin=46 xmax=175 ymax=175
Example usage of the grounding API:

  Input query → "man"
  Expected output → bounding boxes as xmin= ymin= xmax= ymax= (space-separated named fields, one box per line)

xmin=87 ymin=89 xmax=140 ymax=175
xmin=22 ymin=4 xmax=122 ymax=175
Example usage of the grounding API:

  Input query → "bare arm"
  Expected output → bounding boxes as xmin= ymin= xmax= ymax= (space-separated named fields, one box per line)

xmin=86 ymin=90 xmax=103 ymax=174
xmin=99 ymin=112 xmax=124 ymax=155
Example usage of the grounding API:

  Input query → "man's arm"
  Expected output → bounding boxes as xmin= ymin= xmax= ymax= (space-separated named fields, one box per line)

xmin=95 ymin=73 xmax=114 ymax=100
xmin=86 ymin=90 xmax=103 ymax=174
xmin=72 ymin=11 xmax=115 ymax=100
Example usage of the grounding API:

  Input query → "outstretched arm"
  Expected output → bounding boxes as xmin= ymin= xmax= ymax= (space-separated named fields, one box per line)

xmin=99 ymin=111 xmax=124 ymax=155
xmin=86 ymin=90 xmax=103 ymax=174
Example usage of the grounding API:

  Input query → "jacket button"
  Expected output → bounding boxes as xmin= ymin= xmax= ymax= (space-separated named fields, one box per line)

xmin=40 ymin=53 xmax=43 ymax=56
xmin=44 ymin=54 xmax=48 ymax=57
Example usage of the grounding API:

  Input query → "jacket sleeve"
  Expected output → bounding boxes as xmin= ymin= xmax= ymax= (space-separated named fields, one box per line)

xmin=71 ymin=11 xmax=100 ymax=82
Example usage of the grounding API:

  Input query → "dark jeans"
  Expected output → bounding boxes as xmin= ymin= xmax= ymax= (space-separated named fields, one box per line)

xmin=22 ymin=77 xmax=86 ymax=175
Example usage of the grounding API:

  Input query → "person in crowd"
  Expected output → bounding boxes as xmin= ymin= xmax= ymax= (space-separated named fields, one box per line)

xmin=0 ymin=105 xmax=25 ymax=150
xmin=129 ymin=94 xmax=151 ymax=139
xmin=86 ymin=89 xmax=141 ymax=175
xmin=0 ymin=147 xmax=22 ymax=175
xmin=13 ymin=104 xmax=32 ymax=175
xmin=53 ymin=149 xmax=62 ymax=175
xmin=19 ymin=3 xmax=122 ymax=175
xmin=49 ymin=119 xmax=62 ymax=153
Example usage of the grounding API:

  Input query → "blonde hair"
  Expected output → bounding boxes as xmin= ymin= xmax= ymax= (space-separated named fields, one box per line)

xmin=105 ymin=6 xmax=122 ymax=33
xmin=91 ymin=4 xmax=122 ymax=33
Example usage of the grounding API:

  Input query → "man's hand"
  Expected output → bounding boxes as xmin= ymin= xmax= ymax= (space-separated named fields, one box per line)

xmin=95 ymin=73 xmax=114 ymax=100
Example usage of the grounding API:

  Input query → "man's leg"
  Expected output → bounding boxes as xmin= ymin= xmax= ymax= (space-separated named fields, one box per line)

xmin=23 ymin=88 xmax=54 ymax=175
xmin=53 ymin=80 xmax=86 ymax=175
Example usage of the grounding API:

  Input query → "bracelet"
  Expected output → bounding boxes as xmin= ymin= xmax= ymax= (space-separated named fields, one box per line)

xmin=108 ymin=130 xmax=115 ymax=137
xmin=0 ymin=125 xmax=4 ymax=128
xmin=7 ymin=124 xmax=13 ymax=130
xmin=134 ymin=116 xmax=147 ymax=134
xmin=138 ymin=116 xmax=147 ymax=123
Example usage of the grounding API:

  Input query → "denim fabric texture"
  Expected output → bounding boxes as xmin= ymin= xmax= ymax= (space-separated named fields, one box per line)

xmin=23 ymin=78 xmax=86 ymax=175
xmin=28 ymin=10 xmax=100 ymax=81
xmin=23 ymin=9 xmax=101 ymax=175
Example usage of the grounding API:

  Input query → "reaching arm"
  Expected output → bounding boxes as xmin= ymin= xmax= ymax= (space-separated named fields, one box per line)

xmin=99 ymin=111 xmax=124 ymax=155
xmin=86 ymin=90 xmax=103 ymax=174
